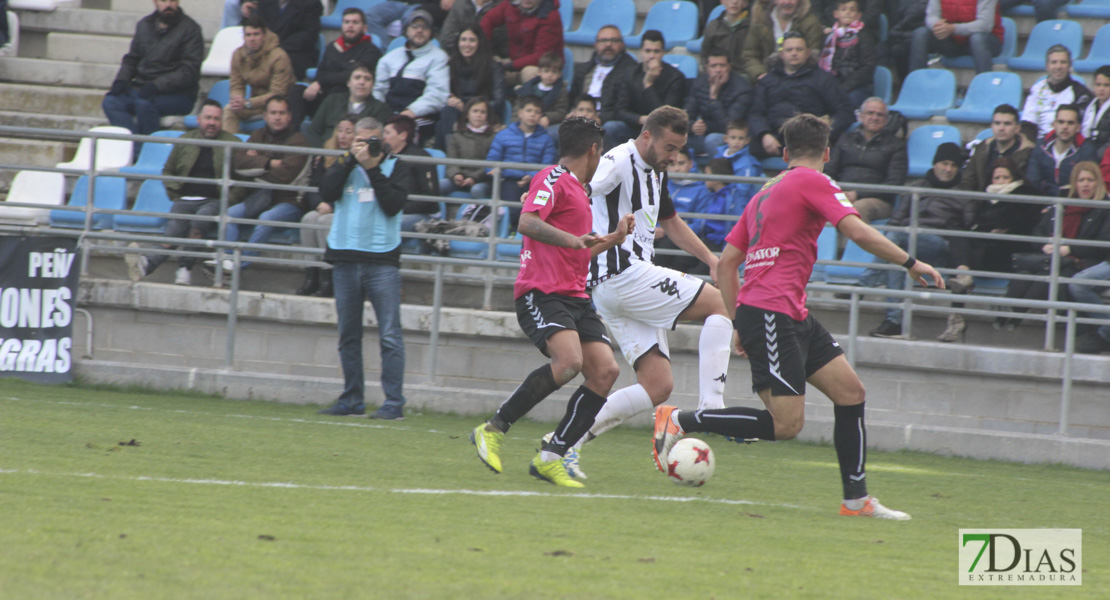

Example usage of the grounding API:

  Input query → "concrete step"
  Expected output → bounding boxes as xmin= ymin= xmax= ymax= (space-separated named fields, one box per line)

xmin=0 ymin=83 xmax=107 ymax=116
xmin=0 ymin=138 xmax=73 ymax=192
xmin=16 ymin=7 xmax=219 ymax=42
xmin=0 ymin=56 xmax=119 ymax=88
xmin=0 ymin=110 xmax=107 ymax=132
xmin=84 ymin=0 xmax=227 ymax=23
xmin=41 ymin=32 xmax=133 ymax=63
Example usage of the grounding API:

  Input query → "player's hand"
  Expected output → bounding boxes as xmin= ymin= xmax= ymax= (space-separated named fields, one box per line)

xmin=611 ymin=213 xmax=635 ymax=242
xmin=691 ymin=118 xmax=707 ymax=136
xmin=352 ymin=140 xmax=384 ymax=169
xmin=707 ymin=254 xmax=720 ymax=284
xmin=316 ymin=203 xmax=333 ymax=215
xmin=762 ymin=134 xmax=782 ymax=157
xmin=909 ymin=259 xmax=945 ymax=290
xmin=732 ymin=330 xmax=748 ymax=358
xmin=575 ymin=233 xmax=603 ymax=249
xmin=303 ymin=82 xmax=321 ymax=102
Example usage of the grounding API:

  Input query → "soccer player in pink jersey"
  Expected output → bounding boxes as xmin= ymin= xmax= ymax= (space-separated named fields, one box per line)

xmin=653 ymin=114 xmax=945 ymax=519
xmin=470 ymin=117 xmax=636 ymax=488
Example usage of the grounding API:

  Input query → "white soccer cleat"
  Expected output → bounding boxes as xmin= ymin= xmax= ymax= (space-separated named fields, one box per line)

xmin=839 ymin=496 xmax=911 ymax=521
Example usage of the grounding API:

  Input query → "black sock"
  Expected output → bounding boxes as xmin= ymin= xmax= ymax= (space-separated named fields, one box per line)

xmin=491 ymin=365 xmax=560 ymax=433
xmin=542 ymin=386 xmax=607 ymax=456
xmin=834 ymin=403 xmax=868 ymax=500
xmin=678 ymin=407 xmax=776 ymax=441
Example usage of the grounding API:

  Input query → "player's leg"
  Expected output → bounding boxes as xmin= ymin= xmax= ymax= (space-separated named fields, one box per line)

xmin=677 ymin=281 xmax=733 ymax=410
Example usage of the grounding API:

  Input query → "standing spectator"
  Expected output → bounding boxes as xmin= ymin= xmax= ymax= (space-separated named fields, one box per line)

xmin=958 ymin=104 xmax=1034 ymax=193
xmin=998 ymin=0 xmax=1066 ymax=22
xmin=439 ymin=0 xmax=503 ymax=54
xmin=824 ymin=97 xmax=907 ymax=222
xmin=481 ymin=0 xmax=564 ymax=87
xmin=817 ymin=0 xmax=876 ymax=108
xmin=316 ymin=117 xmax=412 ymax=420
xmin=373 ymin=9 xmax=450 ymax=141
xmin=294 ymin=115 xmax=359 ymax=297
xmin=224 ymin=17 xmax=294 ymax=134
xmin=1081 ymin=66 xmax=1110 ymax=158
xmin=1027 ymin=104 xmax=1097 ymax=198
xmin=741 ymin=0 xmax=824 ymax=81
xmin=685 ymin=51 xmax=754 ymax=157
xmin=436 ymin=25 xmax=505 ymax=149
xmin=485 ymin=95 xmax=557 ymax=226
xmin=102 ymin=0 xmax=203 ymax=136
xmin=907 ymin=0 xmax=1002 ymax=75
xmin=604 ymin=31 xmax=687 ymax=150
xmin=702 ymin=0 xmax=753 ymax=72
xmin=569 ymin=27 xmax=637 ymax=118
xmin=747 ymin=32 xmax=853 ymax=159
xmin=253 ymin=0 xmax=322 ymax=79
xmin=302 ymin=8 xmax=383 ymax=116
xmin=306 ymin=63 xmax=393 ymax=148
xmin=516 ymin=51 xmax=570 ymax=131
xmin=1072 ymin=259 xmax=1110 ymax=353
xmin=124 ymin=101 xmax=240 ymax=285
xmin=446 ymin=96 xmax=498 ymax=198
xmin=1021 ymin=45 xmax=1093 ymax=139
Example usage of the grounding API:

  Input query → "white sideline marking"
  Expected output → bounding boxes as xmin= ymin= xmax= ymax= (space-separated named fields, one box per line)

xmin=0 ymin=468 xmax=812 ymax=510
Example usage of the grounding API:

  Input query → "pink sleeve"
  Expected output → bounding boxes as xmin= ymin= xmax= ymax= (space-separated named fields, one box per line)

xmin=522 ymin=168 xmax=557 ymax=220
xmin=725 ymin=213 xmax=750 ymax=252
xmin=804 ymin=171 xmax=859 ymax=225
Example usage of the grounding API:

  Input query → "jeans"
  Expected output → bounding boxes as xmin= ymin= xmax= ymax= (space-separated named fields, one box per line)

xmin=908 ymin=27 xmax=1002 ymax=74
xmin=221 ymin=0 xmax=241 ymax=28
xmin=602 ymin=120 xmax=635 ymax=152
xmin=333 ymin=261 xmax=406 ymax=412
xmin=998 ymin=0 xmax=1069 ymax=21
xmin=687 ymin=132 xmax=726 ymax=157
xmin=864 ymin=231 xmax=950 ymax=322
xmin=102 ymin=88 xmax=197 ymax=135
xmin=1066 ymin=261 xmax=1110 ymax=340
xmin=364 ymin=2 xmax=415 ymax=47
xmin=148 ymin=198 xmax=221 ymax=270
xmin=225 ymin=189 xmax=305 ymax=266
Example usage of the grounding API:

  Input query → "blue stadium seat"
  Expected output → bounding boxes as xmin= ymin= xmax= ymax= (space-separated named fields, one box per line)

xmin=304 ymin=33 xmax=327 ymax=80
xmin=1073 ymin=24 xmax=1110 ymax=72
xmin=425 ymin=147 xmax=447 ymax=183
xmin=889 ymin=69 xmax=956 ymax=120
xmin=813 ymin=226 xmax=838 ymax=281
xmin=941 ymin=17 xmax=1016 ymax=68
xmin=975 ymin=127 xmax=993 ymax=142
xmin=878 ymin=13 xmax=888 ymax=42
xmin=559 ymin=0 xmax=573 ymax=32
xmin=1003 ymin=2 xmax=1036 ymax=16
xmin=496 ymin=230 xmax=522 ymax=263
xmin=113 ymin=180 xmax=174 ymax=234
xmin=1067 ymin=0 xmax=1110 ymax=17
xmin=906 ymin=125 xmax=961 ymax=177
xmin=760 ymin=156 xmax=788 ymax=171
xmin=625 ymin=1 xmax=699 ymax=50
xmin=120 ymin=130 xmax=185 ymax=176
xmin=825 ymin=238 xmax=876 ymax=284
xmin=684 ymin=4 xmax=725 ymax=53
xmin=50 ymin=176 xmax=128 ymax=230
xmin=184 ymin=80 xmax=234 ymax=129
xmin=563 ymin=47 xmax=574 ymax=84
xmin=873 ymin=65 xmax=892 ymax=104
xmin=564 ymin=0 xmax=637 ymax=45
xmin=945 ymin=72 xmax=1022 ymax=123
xmin=321 ymin=0 xmax=386 ymax=29
xmin=1007 ymin=20 xmax=1083 ymax=71
xmin=663 ymin=54 xmax=698 ymax=79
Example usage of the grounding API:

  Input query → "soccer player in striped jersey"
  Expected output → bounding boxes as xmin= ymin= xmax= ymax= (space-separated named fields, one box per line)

xmin=470 ymin=117 xmax=635 ymax=487
xmin=654 ymin=114 xmax=945 ymax=519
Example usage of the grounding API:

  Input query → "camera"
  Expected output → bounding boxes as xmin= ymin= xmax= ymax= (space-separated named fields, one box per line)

xmin=357 ymin=137 xmax=383 ymax=156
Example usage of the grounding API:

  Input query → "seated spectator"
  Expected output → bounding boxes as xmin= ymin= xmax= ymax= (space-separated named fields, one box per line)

xmin=568 ymin=93 xmax=601 ymax=124
xmin=824 ymin=97 xmax=907 ymax=222
xmin=1081 ymin=66 xmax=1110 ymax=158
xmin=102 ymin=0 xmax=203 ymax=135
xmin=660 ymin=158 xmax=749 ymax=275
xmin=382 ymin=114 xmax=441 ymax=247
xmin=208 ymin=95 xmax=310 ymax=274
xmin=481 ymin=0 xmax=564 ymax=87
xmin=1072 ymin=259 xmax=1110 ymax=353
xmin=811 ymin=0 xmax=882 ymax=29
xmin=374 ymin=9 xmax=450 ymax=142
xmin=302 ymin=8 xmax=384 ymax=116
xmin=1027 ymin=104 xmax=1097 ymax=198
xmin=222 ymin=0 xmax=248 ymax=28
xmin=604 ymin=31 xmax=687 ymax=150
xmin=958 ymin=103 xmax=1034 ymax=193
xmin=685 ymin=51 xmax=754 ymax=157
xmin=747 ymin=32 xmax=853 ymax=159
xmin=436 ymin=25 xmax=505 ymax=150
xmin=867 ymin=142 xmax=970 ymax=338
xmin=485 ymin=95 xmax=557 ymax=227
xmin=447 ymin=96 xmax=499 ymax=199
xmin=440 ymin=0 xmax=503 ymax=54
xmin=363 ymin=0 xmax=448 ymax=49
xmin=998 ymin=0 xmax=1066 ymax=22
xmin=908 ymin=0 xmax=1002 ymax=75
xmin=1021 ymin=45 xmax=1092 ymax=140
xmin=570 ymin=26 xmax=637 ymax=119
xmin=882 ymin=0 xmax=927 ymax=79
xmin=306 ymin=62 xmax=393 ymax=149
xmin=656 ymin=149 xmax=712 ymax=274
xmin=713 ymin=121 xmax=762 ymax=188
xmin=998 ymin=161 xmax=1110 ymax=330
xmin=295 ymin=115 xmax=359 ymax=298
xmin=224 ymin=17 xmax=294 ymax=134
xmin=741 ymin=0 xmax=824 ymax=81
xmin=516 ymin=51 xmax=570 ymax=131
xmin=702 ymin=0 xmax=753 ymax=72
xmin=124 ymin=100 xmax=240 ymax=286
xmin=817 ymin=0 xmax=876 ymax=108
xmin=251 ymin=0 xmax=322 ymax=80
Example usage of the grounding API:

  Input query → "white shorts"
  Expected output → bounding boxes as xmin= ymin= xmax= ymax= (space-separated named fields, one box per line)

xmin=590 ymin=261 xmax=706 ymax=366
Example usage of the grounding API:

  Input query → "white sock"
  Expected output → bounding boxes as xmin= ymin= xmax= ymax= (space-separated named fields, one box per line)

xmin=577 ymin=384 xmax=654 ymax=448
xmin=540 ymin=450 xmax=561 ymax=463
xmin=698 ymin=314 xmax=733 ymax=410
xmin=843 ymin=497 xmax=868 ymax=510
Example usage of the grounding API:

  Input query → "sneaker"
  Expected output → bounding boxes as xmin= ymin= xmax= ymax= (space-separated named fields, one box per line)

xmin=652 ymin=405 xmax=684 ymax=472
xmin=839 ymin=496 xmax=911 ymax=520
xmin=369 ymin=405 xmax=404 ymax=420
xmin=317 ymin=403 xmax=365 ymax=416
xmin=542 ymin=432 xmax=587 ymax=479
xmin=124 ymin=243 xmax=149 ymax=282
xmin=1077 ymin=331 xmax=1110 ymax=354
xmin=470 ymin=424 xmax=504 ymax=474
xmin=869 ymin=320 xmax=902 ymax=338
xmin=174 ymin=267 xmax=191 ymax=286
xmin=529 ymin=453 xmax=585 ymax=488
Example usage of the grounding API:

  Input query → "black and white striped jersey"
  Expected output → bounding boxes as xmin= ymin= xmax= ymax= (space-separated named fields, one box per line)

xmin=586 ymin=140 xmax=676 ymax=287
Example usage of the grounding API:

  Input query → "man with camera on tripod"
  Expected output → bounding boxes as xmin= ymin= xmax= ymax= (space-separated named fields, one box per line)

xmin=315 ymin=116 xmax=416 ymax=421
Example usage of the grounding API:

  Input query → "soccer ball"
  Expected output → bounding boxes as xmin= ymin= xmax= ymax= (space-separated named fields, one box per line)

xmin=666 ymin=437 xmax=715 ymax=487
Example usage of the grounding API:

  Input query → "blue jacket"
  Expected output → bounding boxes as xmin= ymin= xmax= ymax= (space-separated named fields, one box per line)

xmin=689 ymin=183 xmax=749 ymax=246
xmin=486 ymin=122 xmax=557 ymax=179
xmin=713 ymin=144 xmax=762 ymax=212
xmin=320 ymin=155 xmax=410 ymax=265
xmin=667 ymin=175 xmax=712 ymax=216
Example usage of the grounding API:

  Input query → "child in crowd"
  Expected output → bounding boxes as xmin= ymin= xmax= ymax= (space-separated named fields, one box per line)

xmin=515 ymin=52 xmax=569 ymax=130
xmin=568 ymin=94 xmax=601 ymax=125
xmin=818 ymin=0 xmax=876 ymax=109
xmin=691 ymin=158 xmax=752 ymax=249
xmin=656 ymin=149 xmax=713 ymax=274
xmin=714 ymin=119 xmax=762 ymax=207
xmin=485 ymin=95 xmax=557 ymax=228
xmin=447 ymin=96 xmax=499 ymax=200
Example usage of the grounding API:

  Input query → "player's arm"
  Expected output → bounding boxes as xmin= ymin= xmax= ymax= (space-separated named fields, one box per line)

xmin=659 ymin=216 xmax=720 ymax=282
xmin=717 ymin=243 xmax=744 ymax=321
xmin=837 ymin=214 xmax=946 ymax=289
xmin=518 ymin=212 xmax=599 ymax=249
xmin=588 ymin=213 xmax=636 ymax=257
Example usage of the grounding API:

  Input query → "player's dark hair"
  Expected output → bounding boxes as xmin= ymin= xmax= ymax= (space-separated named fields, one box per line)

xmin=201 ymin=98 xmax=224 ymax=111
xmin=516 ymin=95 xmax=544 ymax=113
xmin=993 ymin=104 xmax=1018 ymax=120
xmin=644 ymin=106 xmax=688 ymax=138
xmin=705 ymin=158 xmax=733 ymax=175
xmin=341 ymin=7 xmax=366 ymax=23
xmin=836 ymin=0 xmax=861 ymax=10
xmin=988 ymin=156 xmax=1020 ymax=185
xmin=1045 ymin=43 xmax=1071 ymax=62
xmin=264 ymin=95 xmax=289 ymax=110
xmin=575 ymin=93 xmax=598 ymax=108
xmin=456 ymin=96 xmax=496 ymax=134
xmin=346 ymin=61 xmax=375 ymax=81
xmin=642 ymin=30 xmax=666 ymax=47
xmin=1056 ymin=103 xmax=1080 ymax=121
xmin=242 ymin=15 xmax=267 ymax=32
xmin=538 ymin=51 xmax=564 ymax=71
xmin=559 ymin=117 xmax=605 ymax=158
xmin=781 ymin=113 xmax=831 ymax=160
xmin=726 ymin=119 xmax=749 ymax=132
xmin=1097 ymin=65 xmax=1110 ymax=81
xmin=704 ymin=50 xmax=730 ymax=63
xmin=385 ymin=114 xmax=417 ymax=147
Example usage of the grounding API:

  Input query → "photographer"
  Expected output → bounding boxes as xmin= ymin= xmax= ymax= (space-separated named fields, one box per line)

xmin=316 ymin=117 xmax=413 ymax=421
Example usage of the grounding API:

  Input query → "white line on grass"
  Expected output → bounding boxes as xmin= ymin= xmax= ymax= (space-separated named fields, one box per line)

xmin=0 ymin=468 xmax=813 ymax=511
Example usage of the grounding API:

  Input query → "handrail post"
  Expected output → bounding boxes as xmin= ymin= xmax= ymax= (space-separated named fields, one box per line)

xmin=224 ymin=248 xmax=243 ymax=368
xmin=902 ymin=191 xmax=920 ymax=335
xmin=1059 ymin=309 xmax=1076 ymax=435
xmin=1045 ymin=200 xmax=1065 ymax=351
xmin=428 ymin=262 xmax=444 ymax=383
xmin=215 ymin=141 xmax=235 ymax=285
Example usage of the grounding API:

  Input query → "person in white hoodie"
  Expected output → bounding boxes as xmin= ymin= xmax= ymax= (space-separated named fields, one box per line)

xmin=1020 ymin=44 xmax=1092 ymax=139
xmin=373 ymin=9 xmax=450 ymax=140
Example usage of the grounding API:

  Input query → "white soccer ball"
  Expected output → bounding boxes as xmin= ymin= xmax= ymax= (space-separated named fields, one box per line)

xmin=666 ymin=437 xmax=715 ymax=487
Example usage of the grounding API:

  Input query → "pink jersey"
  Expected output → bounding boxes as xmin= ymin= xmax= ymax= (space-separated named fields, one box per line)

xmin=514 ymin=165 xmax=593 ymax=299
xmin=725 ymin=166 xmax=858 ymax=321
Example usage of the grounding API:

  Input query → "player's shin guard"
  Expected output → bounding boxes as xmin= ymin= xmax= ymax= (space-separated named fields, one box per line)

xmin=577 ymin=383 xmax=654 ymax=447
xmin=543 ymin=386 xmax=607 ymax=456
xmin=833 ymin=402 xmax=868 ymax=500
xmin=698 ymin=314 xmax=733 ymax=410
xmin=491 ymin=364 xmax=561 ymax=433
xmin=678 ymin=407 xmax=776 ymax=441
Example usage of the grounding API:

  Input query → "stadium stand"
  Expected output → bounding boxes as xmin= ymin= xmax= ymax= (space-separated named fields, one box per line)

xmin=890 ymin=69 xmax=957 ymax=120
xmin=49 ymin=175 xmax=127 ymax=230
xmin=113 ymin=179 xmax=173 ymax=234
xmin=1007 ymin=19 xmax=1083 ymax=71
xmin=200 ymin=26 xmax=244 ymax=78
xmin=0 ymin=170 xmax=65 ymax=225
xmin=564 ymin=0 xmax=637 ymax=46
xmin=945 ymin=72 xmax=1023 ymax=123
xmin=684 ymin=4 xmax=725 ymax=54
xmin=1073 ymin=23 xmax=1110 ymax=72
xmin=624 ymin=1 xmax=699 ymax=49
xmin=941 ymin=17 xmax=1018 ymax=69
xmin=906 ymin=125 xmax=962 ymax=177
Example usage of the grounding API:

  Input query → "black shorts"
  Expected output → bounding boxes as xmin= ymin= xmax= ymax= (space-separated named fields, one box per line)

xmin=515 ymin=290 xmax=612 ymax=356
xmin=735 ymin=305 xmax=844 ymax=397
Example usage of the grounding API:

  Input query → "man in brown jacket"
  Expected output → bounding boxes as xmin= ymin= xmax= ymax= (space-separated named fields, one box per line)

xmin=224 ymin=16 xmax=294 ymax=133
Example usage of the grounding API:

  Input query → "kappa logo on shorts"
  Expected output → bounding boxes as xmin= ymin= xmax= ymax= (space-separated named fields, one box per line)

xmin=650 ymin=277 xmax=681 ymax=298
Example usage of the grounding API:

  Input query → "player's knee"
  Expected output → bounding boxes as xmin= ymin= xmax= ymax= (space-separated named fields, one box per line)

xmin=642 ymin=379 xmax=673 ymax=405
xmin=840 ymin=380 xmax=866 ymax=406
xmin=774 ymin=415 xmax=804 ymax=440
xmin=552 ymin=358 xmax=583 ymax=385
xmin=592 ymin=360 xmax=620 ymax=390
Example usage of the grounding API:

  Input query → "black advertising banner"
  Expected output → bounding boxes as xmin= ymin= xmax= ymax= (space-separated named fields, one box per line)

xmin=0 ymin=236 xmax=79 ymax=383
